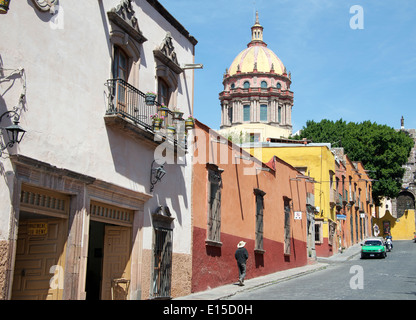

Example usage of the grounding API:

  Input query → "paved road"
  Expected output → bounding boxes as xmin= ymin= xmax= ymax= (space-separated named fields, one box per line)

xmin=225 ymin=240 xmax=416 ymax=300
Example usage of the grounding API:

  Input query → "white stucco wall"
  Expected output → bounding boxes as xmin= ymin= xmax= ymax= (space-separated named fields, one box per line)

xmin=0 ymin=0 xmax=195 ymax=254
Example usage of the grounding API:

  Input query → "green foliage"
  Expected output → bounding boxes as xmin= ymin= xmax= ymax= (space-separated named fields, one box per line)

xmin=226 ymin=130 xmax=251 ymax=144
xmin=294 ymin=119 xmax=414 ymax=205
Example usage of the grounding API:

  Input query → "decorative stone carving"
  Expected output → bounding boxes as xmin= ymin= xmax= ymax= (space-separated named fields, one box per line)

xmin=153 ymin=32 xmax=182 ymax=74
xmin=160 ymin=32 xmax=178 ymax=64
xmin=31 ymin=0 xmax=58 ymax=14
xmin=107 ymin=0 xmax=147 ymax=44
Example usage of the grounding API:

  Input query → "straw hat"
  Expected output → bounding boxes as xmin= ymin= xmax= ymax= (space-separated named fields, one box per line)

xmin=237 ymin=241 xmax=246 ymax=248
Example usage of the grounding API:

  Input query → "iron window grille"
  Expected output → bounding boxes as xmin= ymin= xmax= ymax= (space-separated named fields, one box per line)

xmin=284 ymin=198 xmax=291 ymax=255
xmin=151 ymin=227 xmax=173 ymax=299
xmin=207 ymin=166 xmax=223 ymax=245
xmin=254 ymin=188 xmax=266 ymax=253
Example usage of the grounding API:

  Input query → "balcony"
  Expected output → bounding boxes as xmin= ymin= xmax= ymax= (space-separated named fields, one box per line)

xmin=359 ymin=201 xmax=365 ymax=212
xmin=343 ymin=190 xmax=348 ymax=204
xmin=349 ymin=191 xmax=356 ymax=205
xmin=330 ymin=188 xmax=337 ymax=208
xmin=104 ymin=79 xmax=189 ymax=150
xmin=336 ymin=193 xmax=343 ymax=209
xmin=306 ymin=192 xmax=317 ymax=214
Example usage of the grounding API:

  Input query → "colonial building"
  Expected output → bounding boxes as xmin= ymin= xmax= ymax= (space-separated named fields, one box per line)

xmin=191 ymin=120 xmax=313 ymax=293
xmin=244 ymin=142 xmax=373 ymax=257
xmin=0 ymin=0 xmax=197 ymax=300
xmin=218 ymin=12 xmax=294 ymax=142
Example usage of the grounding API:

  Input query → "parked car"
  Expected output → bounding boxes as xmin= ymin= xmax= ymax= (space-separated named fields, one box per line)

xmin=360 ymin=238 xmax=386 ymax=259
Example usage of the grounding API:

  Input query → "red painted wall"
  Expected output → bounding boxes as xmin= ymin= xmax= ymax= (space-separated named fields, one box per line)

xmin=314 ymin=238 xmax=333 ymax=258
xmin=192 ymin=227 xmax=307 ymax=293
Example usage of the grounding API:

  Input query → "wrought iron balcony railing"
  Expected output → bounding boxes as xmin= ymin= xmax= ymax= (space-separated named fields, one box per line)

xmin=106 ymin=78 xmax=174 ymax=131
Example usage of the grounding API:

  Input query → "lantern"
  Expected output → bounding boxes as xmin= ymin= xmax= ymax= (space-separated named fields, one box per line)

xmin=0 ymin=0 xmax=11 ymax=14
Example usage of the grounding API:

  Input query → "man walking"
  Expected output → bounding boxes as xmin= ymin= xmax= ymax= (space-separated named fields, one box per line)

xmin=235 ymin=241 xmax=249 ymax=286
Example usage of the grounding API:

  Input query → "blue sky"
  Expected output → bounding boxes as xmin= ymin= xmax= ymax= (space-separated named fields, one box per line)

xmin=159 ymin=0 xmax=416 ymax=133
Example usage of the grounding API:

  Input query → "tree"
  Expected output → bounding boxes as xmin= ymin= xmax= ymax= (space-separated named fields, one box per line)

xmin=293 ymin=119 xmax=414 ymax=205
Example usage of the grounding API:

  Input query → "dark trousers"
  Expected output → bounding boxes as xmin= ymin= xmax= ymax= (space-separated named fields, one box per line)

xmin=237 ymin=262 xmax=246 ymax=282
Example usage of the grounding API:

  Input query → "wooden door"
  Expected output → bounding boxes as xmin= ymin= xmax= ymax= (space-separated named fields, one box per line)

xmin=12 ymin=218 xmax=67 ymax=300
xmin=101 ymin=226 xmax=131 ymax=300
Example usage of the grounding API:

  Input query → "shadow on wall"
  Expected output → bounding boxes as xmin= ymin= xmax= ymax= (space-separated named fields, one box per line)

xmin=105 ymin=124 xmax=189 ymax=229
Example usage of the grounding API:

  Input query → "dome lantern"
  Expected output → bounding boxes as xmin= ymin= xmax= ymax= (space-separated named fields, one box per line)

xmin=250 ymin=11 xmax=265 ymax=47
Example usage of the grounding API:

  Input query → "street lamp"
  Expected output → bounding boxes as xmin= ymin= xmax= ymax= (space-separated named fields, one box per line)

xmin=0 ymin=110 xmax=26 ymax=156
xmin=150 ymin=160 xmax=166 ymax=192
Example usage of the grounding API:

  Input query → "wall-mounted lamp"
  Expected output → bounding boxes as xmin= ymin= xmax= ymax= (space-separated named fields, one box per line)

xmin=182 ymin=63 xmax=203 ymax=70
xmin=256 ymin=167 xmax=271 ymax=172
xmin=150 ymin=160 xmax=166 ymax=192
xmin=0 ymin=111 xmax=26 ymax=156
xmin=0 ymin=0 xmax=11 ymax=14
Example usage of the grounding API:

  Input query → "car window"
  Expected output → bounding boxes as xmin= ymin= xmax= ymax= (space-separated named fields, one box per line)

xmin=364 ymin=240 xmax=382 ymax=246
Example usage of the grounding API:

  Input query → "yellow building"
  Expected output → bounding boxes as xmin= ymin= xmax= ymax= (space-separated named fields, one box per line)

xmin=374 ymin=199 xmax=415 ymax=240
xmin=245 ymin=141 xmax=338 ymax=257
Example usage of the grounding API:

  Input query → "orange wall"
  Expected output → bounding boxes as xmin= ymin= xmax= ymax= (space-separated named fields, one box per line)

xmin=192 ymin=121 xmax=309 ymax=243
xmin=191 ymin=121 xmax=311 ymax=292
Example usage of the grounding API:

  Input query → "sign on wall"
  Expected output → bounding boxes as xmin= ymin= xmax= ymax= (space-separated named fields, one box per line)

xmin=28 ymin=222 xmax=48 ymax=236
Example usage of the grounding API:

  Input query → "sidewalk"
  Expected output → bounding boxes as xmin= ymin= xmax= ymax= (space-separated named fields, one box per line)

xmin=175 ymin=243 xmax=362 ymax=300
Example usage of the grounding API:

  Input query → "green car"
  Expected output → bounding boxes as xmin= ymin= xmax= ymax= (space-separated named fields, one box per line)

xmin=360 ymin=238 xmax=386 ymax=259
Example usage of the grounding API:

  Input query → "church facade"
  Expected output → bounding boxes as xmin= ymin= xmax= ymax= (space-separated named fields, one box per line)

xmin=218 ymin=12 xmax=294 ymax=142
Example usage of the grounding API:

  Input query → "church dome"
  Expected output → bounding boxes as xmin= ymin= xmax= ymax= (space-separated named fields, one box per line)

xmin=227 ymin=12 xmax=286 ymax=76
xmin=228 ymin=45 xmax=286 ymax=76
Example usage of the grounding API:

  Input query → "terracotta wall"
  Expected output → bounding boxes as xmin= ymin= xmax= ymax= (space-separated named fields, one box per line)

xmin=191 ymin=121 xmax=310 ymax=293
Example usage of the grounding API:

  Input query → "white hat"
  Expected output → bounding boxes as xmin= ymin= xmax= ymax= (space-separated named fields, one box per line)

xmin=237 ymin=241 xmax=246 ymax=248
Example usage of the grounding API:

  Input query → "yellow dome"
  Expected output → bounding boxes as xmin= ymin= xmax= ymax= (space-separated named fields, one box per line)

xmin=228 ymin=45 xmax=285 ymax=76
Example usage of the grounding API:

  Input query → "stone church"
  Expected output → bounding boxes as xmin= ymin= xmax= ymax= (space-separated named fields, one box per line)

xmin=392 ymin=117 xmax=416 ymax=218
xmin=218 ymin=12 xmax=294 ymax=142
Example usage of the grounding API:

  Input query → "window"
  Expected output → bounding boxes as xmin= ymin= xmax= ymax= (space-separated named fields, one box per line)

xmin=284 ymin=198 xmax=291 ymax=255
xmin=254 ymin=189 xmax=266 ymax=252
xmin=276 ymin=82 xmax=281 ymax=89
xmin=243 ymin=81 xmax=250 ymax=89
xmin=315 ymin=221 xmax=323 ymax=243
xmin=278 ymin=106 xmax=282 ymax=123
xmin=260 ymin=104 xmax=267 ymax=122
xmin=207 ymin=165 xmax=222 ymax=245
xmin=261 ymin=81 xmax=267 ymax=88
xmin=152 ymin=227 xmax=173 ymax=298
xmin=249 ymin=133 xmax=260 ymax=142
xmin=228 ymin=106 xmax=233 ymax=124
xmin=158 ymin=77 xmax=170 ymax=107
xmin=113 ymin=46 xmax=129 ymax=80
xmin=243 ymin=105 xmax=250 ymax=122
xmin=231 ymin=83 xmax=235 ymax=89
xmin=113 ymin=46 xmax=129 ymax=111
